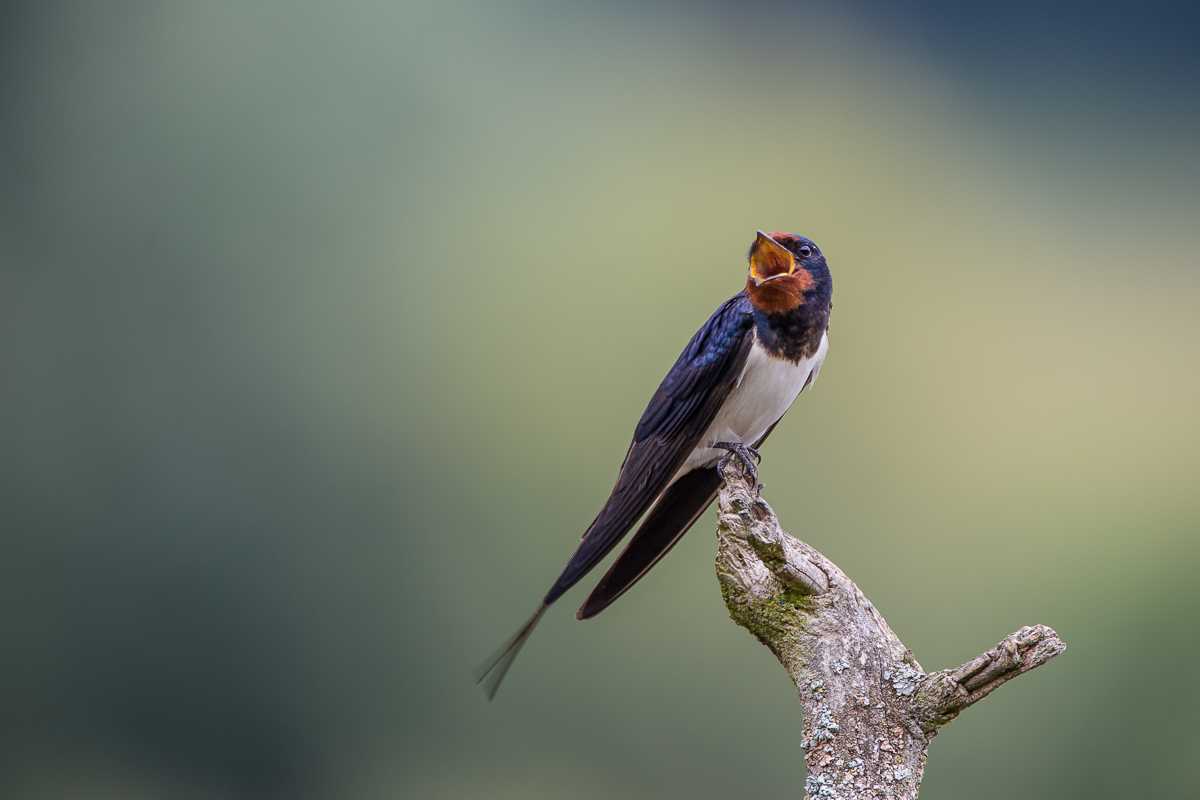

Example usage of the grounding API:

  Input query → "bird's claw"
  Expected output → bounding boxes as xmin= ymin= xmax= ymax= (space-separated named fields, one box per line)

xmin=713 ymin=441 xmax=761 ymax=491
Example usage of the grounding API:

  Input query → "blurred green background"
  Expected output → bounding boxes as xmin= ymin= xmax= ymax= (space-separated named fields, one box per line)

xmin=1 ymin=2 xmax=1198 ymax=798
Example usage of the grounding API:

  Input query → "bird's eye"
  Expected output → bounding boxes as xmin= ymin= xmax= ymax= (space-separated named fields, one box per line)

xmin=798 ymin=245 xmax=813 ymax=258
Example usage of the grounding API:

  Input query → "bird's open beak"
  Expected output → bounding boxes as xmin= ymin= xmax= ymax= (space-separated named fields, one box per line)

xmin=748 ymin=231 xmax=796 ymax=286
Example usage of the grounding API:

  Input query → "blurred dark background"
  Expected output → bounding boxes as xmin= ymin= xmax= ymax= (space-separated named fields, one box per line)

xmin=1 ymin=2 xmax=1197 ymax=798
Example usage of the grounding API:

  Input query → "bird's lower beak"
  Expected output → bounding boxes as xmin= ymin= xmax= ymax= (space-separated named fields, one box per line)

xmin=749 ymin=231 xmax=796 ymax=285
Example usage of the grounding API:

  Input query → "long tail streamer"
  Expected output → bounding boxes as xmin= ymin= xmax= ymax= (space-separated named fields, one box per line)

xmin=473 ymin=603 xmax=548 ymax=701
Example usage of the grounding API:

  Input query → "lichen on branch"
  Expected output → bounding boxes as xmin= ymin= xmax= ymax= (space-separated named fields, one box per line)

xmin=713 ymin=455 xmax=1065 ymax=799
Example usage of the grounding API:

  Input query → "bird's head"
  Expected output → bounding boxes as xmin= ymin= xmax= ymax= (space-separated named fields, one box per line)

xmin=745 ymin=231 xmax=831 ymax=315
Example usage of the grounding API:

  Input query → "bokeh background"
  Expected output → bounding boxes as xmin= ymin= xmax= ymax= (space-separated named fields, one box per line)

xmin=1 ymin=2 xmax=1198 ymax=798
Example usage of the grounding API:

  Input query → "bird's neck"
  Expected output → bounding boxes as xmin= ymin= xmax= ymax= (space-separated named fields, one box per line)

xmin=752 ymin=298 xmax=830 ymax=363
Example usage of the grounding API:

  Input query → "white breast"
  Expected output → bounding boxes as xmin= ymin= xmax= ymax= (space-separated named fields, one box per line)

xmin=678 ymin=331 xmax=828 ymax=476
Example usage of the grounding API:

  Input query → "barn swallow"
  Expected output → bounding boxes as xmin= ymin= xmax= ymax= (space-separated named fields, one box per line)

xmin=476 ymin=231 xmax=832 ymax=699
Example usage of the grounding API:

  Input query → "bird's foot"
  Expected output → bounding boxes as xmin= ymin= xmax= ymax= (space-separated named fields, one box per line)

xmin=713 ymin=442 xmax=761 ymax=491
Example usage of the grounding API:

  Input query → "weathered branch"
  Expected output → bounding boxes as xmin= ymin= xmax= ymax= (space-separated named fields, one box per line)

xmin=714 ymin=456 xmax=1064 ymax=799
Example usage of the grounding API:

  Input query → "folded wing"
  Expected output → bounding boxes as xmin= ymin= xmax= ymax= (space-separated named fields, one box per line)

xmin=544 ymin=293 xmax=755 ymax=605
xmin=476 ymin=293 xmax=755 ymax=700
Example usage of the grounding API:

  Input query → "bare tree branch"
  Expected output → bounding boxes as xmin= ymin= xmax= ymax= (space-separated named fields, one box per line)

xmin=714 ymin=455 xmax=1065 ymax=799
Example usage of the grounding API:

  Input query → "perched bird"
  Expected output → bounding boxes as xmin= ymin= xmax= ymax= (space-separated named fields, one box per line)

xmin=476 ymin=231 xmax=833 ymax=699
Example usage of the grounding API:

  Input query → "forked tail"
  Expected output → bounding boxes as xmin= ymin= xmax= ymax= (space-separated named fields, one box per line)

xmin=473 ymin=603 xmax=548 ymax=701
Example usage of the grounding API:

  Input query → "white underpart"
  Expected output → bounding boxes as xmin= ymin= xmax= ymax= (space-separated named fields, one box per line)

xmin=677 ymin=330 xmax=828 ymax=478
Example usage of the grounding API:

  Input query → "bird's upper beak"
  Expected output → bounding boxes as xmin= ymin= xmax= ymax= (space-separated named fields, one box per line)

xmin=748 ymin=231 xmax=797 ymax=286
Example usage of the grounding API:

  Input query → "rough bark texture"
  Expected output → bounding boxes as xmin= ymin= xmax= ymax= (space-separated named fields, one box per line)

xmin=714 ymin=455 xmax=1065 ymax=800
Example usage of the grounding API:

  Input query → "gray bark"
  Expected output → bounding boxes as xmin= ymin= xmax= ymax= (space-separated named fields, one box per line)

xmin=714 ymin=455 xmax=1065 ymax=800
